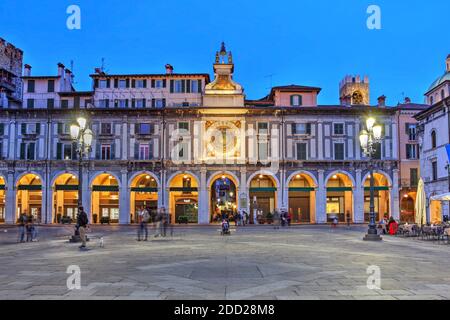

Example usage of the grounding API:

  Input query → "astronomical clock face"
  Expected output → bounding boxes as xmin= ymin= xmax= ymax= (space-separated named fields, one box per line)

xmin=204 ymin=121 xmax=241 ymax=159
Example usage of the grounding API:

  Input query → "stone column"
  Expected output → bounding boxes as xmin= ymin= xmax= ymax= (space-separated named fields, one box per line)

xmin=316 ymin=170 xmax=327 ymax=224
xmin=82 ymin=169 xmax=90 ymax=220
xmin=353 ymin=169 xmax=364 ymax=223
xmin=5 ymin=172 xmax=15 ymax=224
xmin=391 ymin=169 xmax=400 ymax=220
xmin=41 ymin=182 xmax=47 ymax=225
xmin=119 ymin=170 xmax=130 ymax=224
xmin=198 ymin=168 xmax=209 ymax=224
xmin=278 ymin=170 xmax=285 ymax=211
xmin=45 ymin=180 xmax=53 ymax=224
xmin=239 ymin=168 xmax=248 ymax=213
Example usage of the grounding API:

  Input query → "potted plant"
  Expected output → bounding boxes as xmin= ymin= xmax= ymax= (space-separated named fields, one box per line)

xmin=177 ymin=216 xmax=188 ymax=224
xmin=93 ymin=214 xmax=98 ymax=224
xmin=266 ymin=212 xmax=273 ymax=224
xmin=61 ymin=216 xmax=72 ymax=224
xmin=100 ymin=216 xmax=110 ymax=224
xmin=56 ymin=213 xmax=62 ymax=224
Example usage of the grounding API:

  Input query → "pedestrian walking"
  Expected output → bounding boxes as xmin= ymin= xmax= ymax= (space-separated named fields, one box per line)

xmin=77 ymin=206 xmax=89 ymax=249
xmin=26 ymin=217 xmax=33 ymax=242
xmin=18 ymin=212 xmax=27 ymax=243
xmin=346 ymin=211 xmax=351 ymax=228
xmin=154 ymin=209 xmax=163 ymax=238
xmin=137 ymin=206 xmax=149 ymax=241
xmin=332 ymin=216 xmax=338 ymax=229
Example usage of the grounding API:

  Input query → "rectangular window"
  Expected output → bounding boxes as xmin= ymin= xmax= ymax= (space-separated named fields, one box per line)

xmin=101 ymin=144 xmax=111 ymax=160
xmin=47 ymin=80 xmax=55 ymax=93
xmin=115 ymin=99 xmax=127 ymax=108
xmin=191 ymin=80 xmax=199 ymax=93
xmin=258 ymin=142 xmax=268 ymax=161
xmin=334 ymin=143 xmax=345 ymax=160
xmin=373 ymin=142 xmax=382 ymax=160
xmin=432 ymin=161 xmax=438 ymax=181
xmin=155 ymin=80 xmax=163 ymax=88
xmin=137 ymin=123 xmax=152 ymax=135
xmin=27 ymin=99 xmax=34 ymax=109
xmin=61 ymin=100 xmax=69 ymax=109
xmin=63 ymin=144 xmax=73 ymax=160
xmin=135 ymin=80 xmax=145 ymax=88
xmin=178 ymin=122 xmax=189 ymax=131
xmin=27 ymin=80 xmax=35 ymax=93
xmin=258 ymin=123 xmax=269 ymax=135
xmin=99 ymin=80 xmax=107 ymax=89
xmin=407 ymin=124 xmax=417 ymax=141
xmin=292 ymin=123 xmax=311 ymax=135
xmin=100 ymin=123 xmax=112 ymax=135
xmin=333 ymin=123 xmax=345 ymax=135
xmin=291 ymin=95 xmax=302 ymax=106
xmin=135 ymin=99 xmax=145 ymax=108
xmin=118 ymin=80 xmax=127 ymax=89
xmin=27 ymin=143 xmax=35 ymax=160
xmin=296 ymin=143 xmax=307 ymax=160
xmin=174 ymin=80 xmax=183 ymax=93
xmin=47 ymin=99 xmax=54 ymax=109
xmin=406 ymin=144 xmax=418 ymax=159
xmin=98 ymin=99 xmax=109 ymax=108
xmin=139 ymin=144 xmax=150 ymax=160
xmin=155 ymin=99 xmax=164 ymax=108
xmin=410 ymin=168 xmax=418 ymax=187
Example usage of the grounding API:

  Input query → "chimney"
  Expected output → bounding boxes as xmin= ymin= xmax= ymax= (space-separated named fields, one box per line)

xmin=377 ymin=95 xmax=386 ymax=107
xmin=57 ymin=63 xmax=65 ymax=77
xmin=165 ymin=64 xmax=174 ymax=74
xmin=446 ymin=54 xmax=450 ymax=73
xmin=404 ymin=97 xmax=411 ymax=104
xmin=65 ymin=69 xmax=73 ymax=91
xmin=24 ymin=64 xmax=32 ymax=77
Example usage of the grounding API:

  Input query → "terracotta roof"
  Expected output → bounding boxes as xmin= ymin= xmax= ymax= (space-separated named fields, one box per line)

xmin=271 ymin=84 xmax=322 ymax=92
xmin=21 ymin=76 xmax=61 ymax=79
xmin=90 ymin=73 xmax=211 ymax=82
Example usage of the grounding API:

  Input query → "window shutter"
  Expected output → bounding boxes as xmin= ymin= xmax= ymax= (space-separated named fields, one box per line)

xmin=57 ymin=123 xmax=63 ymax=134
xmin=56 ymin=143 xmax=63 ymax=160
xmin=131 ymin=99 xmax=136 ymax=108
xmin=306 ymin=123 xmax=311 ymax=135
xmin=181 ymin=80 xmax=186 ymax=93
xmin=114 ymin=79 xmax=118 ymax=88
xmin=28 ymin=143 xmax=35 ymax=160
xmin=170 ymin=80 xmax=174 ymax=93
xmin=0 ymin=124 xmax=4 ymax=136
xmin=143 ymin=79 xmax=147 ymax=88
xmin=151 ymin=79 xmax=156 ymax=88
xmin=197 ymin=80 xmax=202 ymax=93
xmin=162 ymin=99 xmax=166 ymax=108
xmin=186 ymin=80 xmax=191 ymax=93
xmin=125 ymin=99 xmax=129 ymax=108
xmin=149 ymin=142 xmax=154 ymax=159
xmin=20 ymin=143 xmax=26 ymax=159
xmin=95 ymin=143 xmax=100 ymax=159
xmin=35 ymin=123 xmax=41 ymax=135
xmin=21 ymin=123 xmax=27 ymax=135
xmin=163 ymin=79 xmax=167 ymax=88
xmin=405 ymin=123 xmax=410 ymax=134
xmin=152 ymin=99 xmax=156 ymax=108
xmin=94 ymin=79 xmax=99 ymax=88
xmin=142 ymin=99 xmax=146 ymax=108
xmin=131 ymin=79 xmax=136 ymax=88
xmin=291 ymin=124 xmax=296 ymax=135
xmin=106 ymin=79 xmax=110 ymax=88
xmin=135 ymin=142 xmax=139 ymax=159
xmin=72 ymin=142 xmax=78 ymax=160
xmin=126 ymin=79 xmax=130 ymax=88
xmin=290 ymin=95 xmax=294 ymax=106
xmin=136 ymin=124 xmax=140 ymax=135
xmin=111 ymin=143 xmax=115 ymax=159
xmin=105 ymin=100 xmax=109 ymax=108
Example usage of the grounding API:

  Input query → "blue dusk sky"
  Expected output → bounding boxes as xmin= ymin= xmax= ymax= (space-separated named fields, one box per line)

xmin=1 ymin=0 xmax=449 ymax=105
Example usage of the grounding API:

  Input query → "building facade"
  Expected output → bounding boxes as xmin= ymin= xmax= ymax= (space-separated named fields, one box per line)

xmin=0 ymin=37 xmax=23 ymax=109
xmin=0 ymin=42 xmax=423 ymax=225
xmin=415 ymin=55 xmax=450 ymax=223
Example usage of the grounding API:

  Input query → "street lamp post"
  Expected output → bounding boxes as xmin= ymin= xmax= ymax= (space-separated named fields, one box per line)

xmin=360 ymin=116 xmax=383 ymax=241
xmin=69 ymin=115 xmax=93 ymax=242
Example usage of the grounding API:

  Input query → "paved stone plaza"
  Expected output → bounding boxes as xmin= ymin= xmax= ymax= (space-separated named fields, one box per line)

xmin=0 ymin=224 xmax=450 ymax=300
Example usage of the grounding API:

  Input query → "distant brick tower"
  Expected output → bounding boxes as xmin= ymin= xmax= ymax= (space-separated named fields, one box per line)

xmin=339 ymin=75 xmax=370 ymax=106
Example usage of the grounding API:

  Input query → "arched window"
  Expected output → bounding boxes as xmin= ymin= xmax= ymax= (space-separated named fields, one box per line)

xmin=431 ymin=130 xmax=437 ymax=149
xmin=290 ymin=95 xmax=303 ymax=106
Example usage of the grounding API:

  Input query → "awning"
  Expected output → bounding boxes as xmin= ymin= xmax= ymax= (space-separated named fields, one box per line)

xmin=430 ymin=193 xmax=450 ymax=201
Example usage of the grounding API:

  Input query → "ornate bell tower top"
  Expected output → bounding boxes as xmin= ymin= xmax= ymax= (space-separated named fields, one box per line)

xmin=203 ymin=42 xmax=244 ymax=108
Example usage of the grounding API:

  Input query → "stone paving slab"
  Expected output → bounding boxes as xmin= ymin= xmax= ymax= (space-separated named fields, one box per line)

xmin=1 ymin=225 xmax=450 ymax=300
